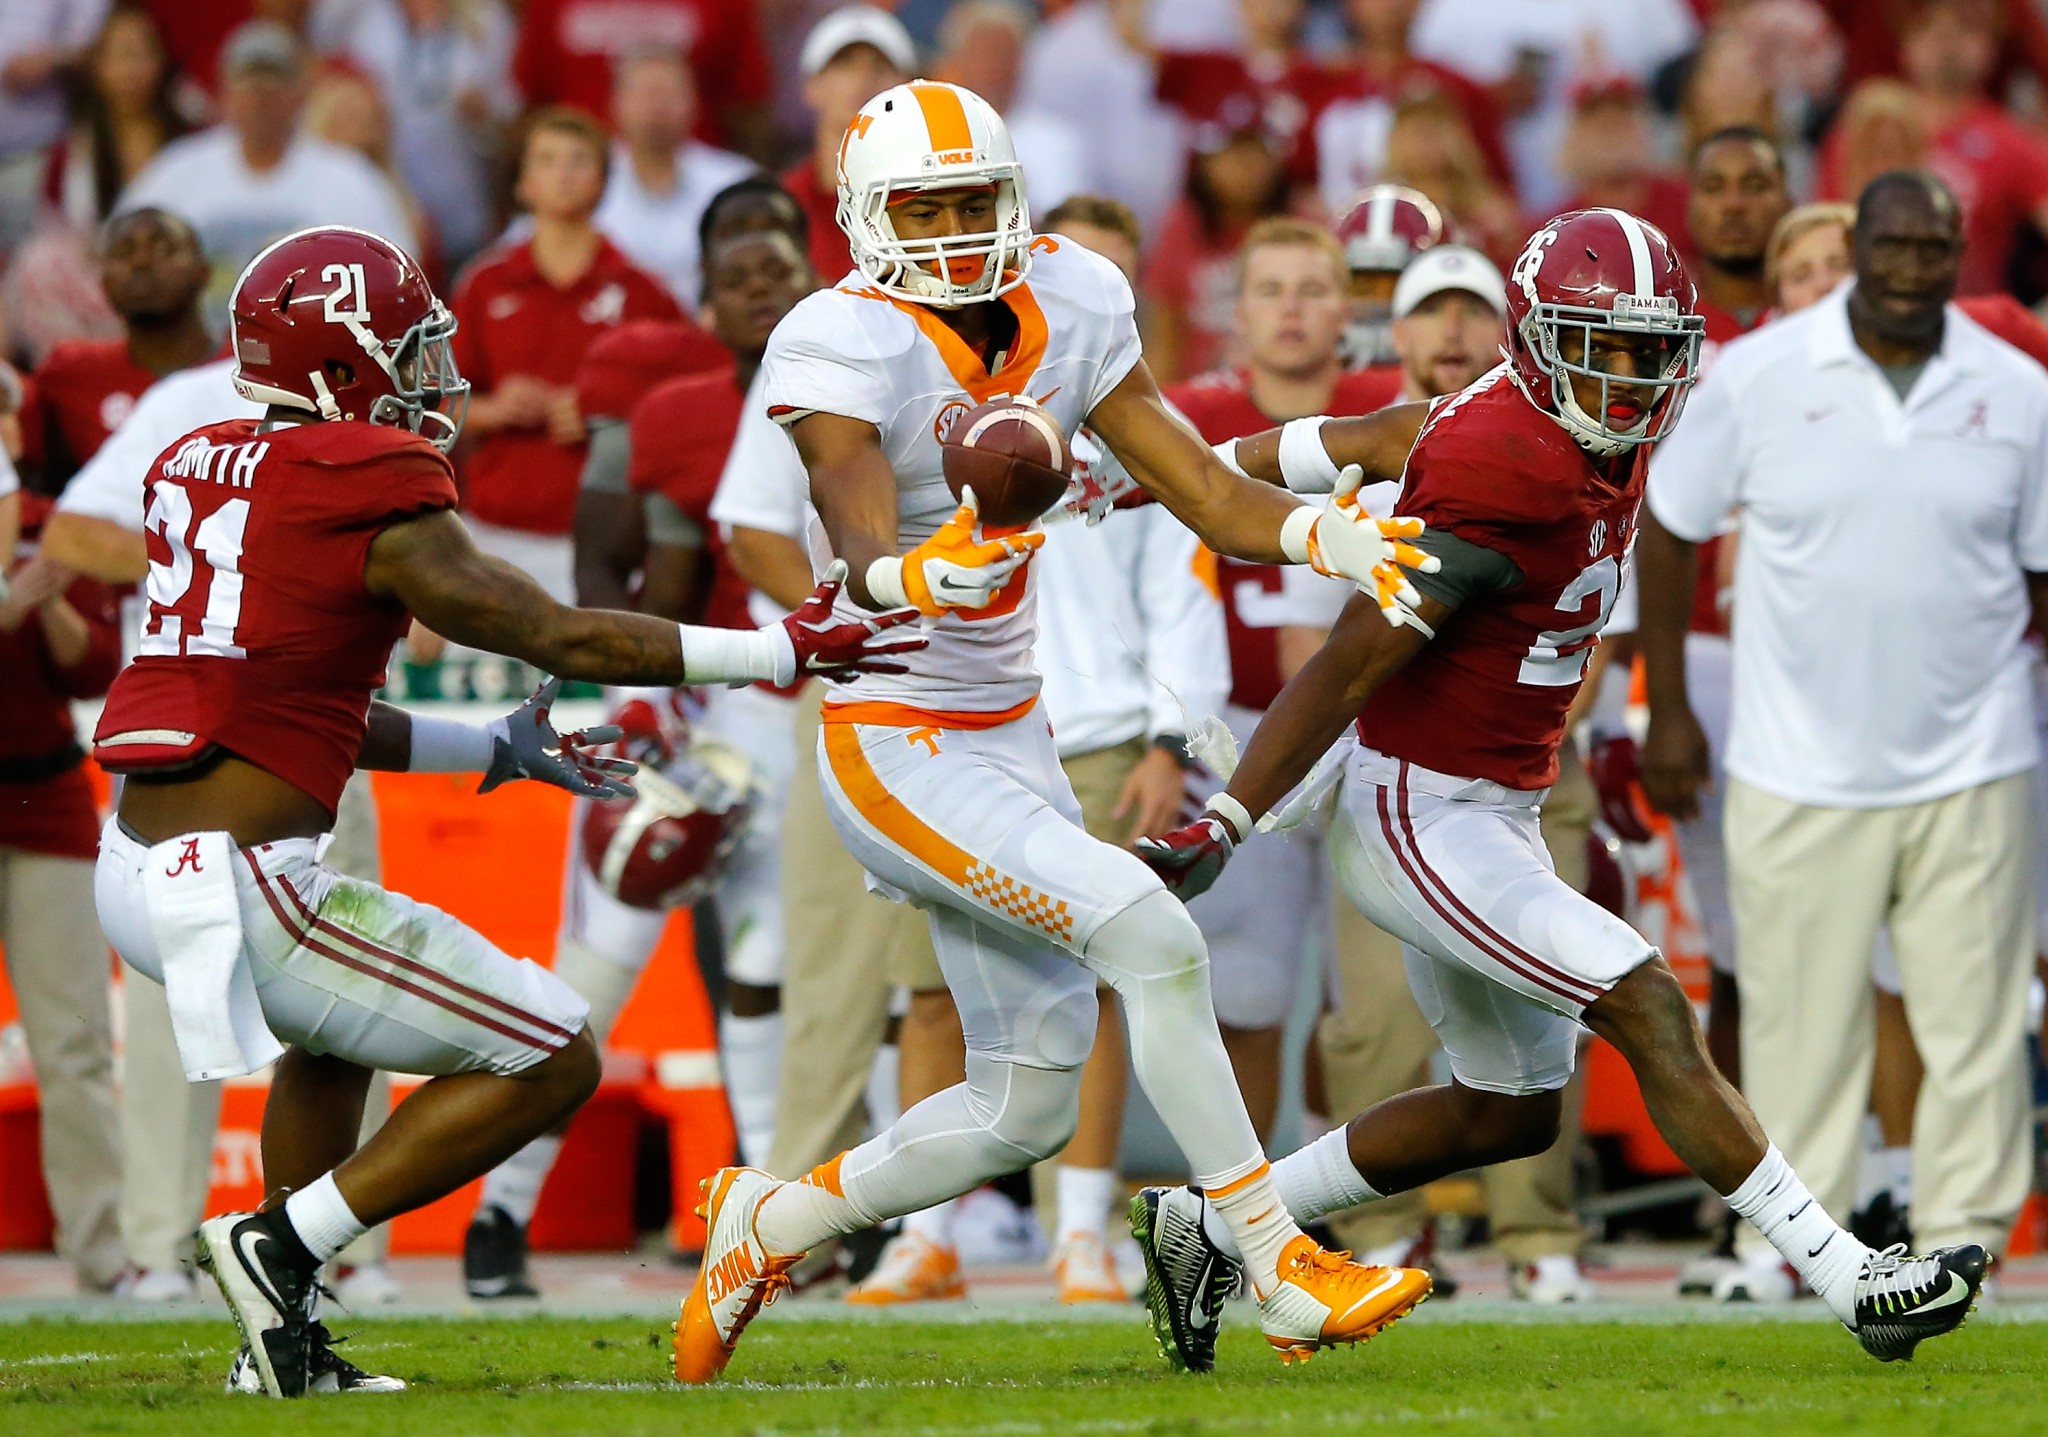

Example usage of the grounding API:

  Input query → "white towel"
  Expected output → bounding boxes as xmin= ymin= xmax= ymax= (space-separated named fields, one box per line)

xmin=140 ymin=831 xmax=283 ymax=1081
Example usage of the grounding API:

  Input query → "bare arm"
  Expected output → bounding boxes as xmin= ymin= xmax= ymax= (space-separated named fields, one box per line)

xmin=365 ymin=509 xmax=688 ymax=685
xmin=1085 ymin=361 xmax=1316 ymax=563
xmin=1633 ymin=508 xmax=1709 ymax=819
xmin=789 ymin=411 xmax=903 ymax=609
xmin=356 ymin=700 xmax=415 ymax=770
xmin=1222 ymin=593 xmax=1446 ymax=825
xmin=642 ymin=542 xmax=708 ymax=622
xmin=38 ymin=510 xmax=145 ymax=582
xmin=1222 ymin=401 xmax=1434 ymax=489
xmin=725 ymin=524 xmax=816 ymax=610
xmin=572 ymin=487 xmax=646 ymax=610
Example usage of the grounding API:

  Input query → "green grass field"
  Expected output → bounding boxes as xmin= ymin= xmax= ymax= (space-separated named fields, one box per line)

xmin=2 ymin=1309 xmax=2043 ymax=1437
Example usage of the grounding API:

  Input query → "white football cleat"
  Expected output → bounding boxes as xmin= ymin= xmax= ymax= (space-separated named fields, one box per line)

xmin=1053 ymin=1233 xmax=1128 ymax=1305
xmin=228 ymin=1324 xmax=406 ymax=1394
xmin=332 ymin=1262 xmax=403 ymax=1308
xmin=1711 ymin=1251 xmax=1797 ymax=1304
xmin=117 ymin=1266 xmax=198 ymax=1303
xmin=1510 ymin=1255 xmax=1595 ymax=1304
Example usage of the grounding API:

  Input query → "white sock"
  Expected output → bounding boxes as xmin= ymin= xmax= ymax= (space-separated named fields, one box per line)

xmin=902 ymin=1197 xmax=959 ymax=1249
xmin=478 ymin=1134 xmax=562 ymax=1228
xmin=1881 ymin=1146 xmax=1913 ymax=1207
xmin=1055 ymin=1166 xmax=1116 ymax=1244
xmin=1725 ymin=1144 xmax=1869 ymax=1324
xmin=1198 ymin=1129 xmax=1382 ymax=1265
xmin=283 ymin=1173 xmax=367 ymax=1265
xmin=1273 ymin=1127 xmax=1382 ymax=1225
xmin=720 ymin=1009 xmax=783 ymax=1168
xmin=1202 ymin=1161 xmax=1303 ymax=1298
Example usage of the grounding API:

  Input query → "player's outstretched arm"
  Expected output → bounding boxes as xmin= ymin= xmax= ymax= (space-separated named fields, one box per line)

xmin=795 ymin=410 xmax=1040 ymax=615
xmin=1085 ymin=362 xmax=1436 ymax=617
xmin=366 ymin=509 xmax=923 ymax=687
xmin=1218 ymin=402 xmax=1432 ymax=493
xmin=1136 ymin=591 xmax=1445 ymax=899
xmin=356 ymin=690 xmax=638 ymax=799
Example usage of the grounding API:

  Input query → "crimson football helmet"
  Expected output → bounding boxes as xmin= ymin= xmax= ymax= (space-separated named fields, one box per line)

xmin=1502 ymin=208 xmax=1704 ymax=458
xmin=582 ymin=737 xmax=755 ymax=911
xmin=1336 ymin=185 xmax=1444 ymax=275
xmin=229 ymin=225 xmax=469 ymax=450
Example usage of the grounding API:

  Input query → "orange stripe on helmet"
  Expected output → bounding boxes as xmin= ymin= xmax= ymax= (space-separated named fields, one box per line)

xmin=908 ymin=82 xmax=974 ymax=155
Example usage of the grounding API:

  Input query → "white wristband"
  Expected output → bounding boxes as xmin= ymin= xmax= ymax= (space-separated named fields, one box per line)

xmin=1206 ymin=791 xmax=1254 ymax=844
xmin=1278 ymin=415 xmax=1343 ymax=494
xmin=677 ymin=622 xmax=788 ymax=686
xmin=407 ymin=714 xmax=497 ymax=773
xmin=864 ymin=556 xmax=910 ymax=610
xmin=1277 ymin=503 xmax=1318 ymax=566
xmin=1211 ymin=437 xmax=1247 ymax=477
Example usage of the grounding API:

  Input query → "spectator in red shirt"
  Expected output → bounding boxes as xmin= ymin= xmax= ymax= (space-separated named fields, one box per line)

xmin=1143 ymin=91 xmax=1296 ymax=382
xmin=512 ymin=0 xmax=772 ymax=158
xmin=780 ymin=6 xmax=914 ymax=288
xmin=1548 ymin=77 xmax=1691 ymax=248
xmin=15 ymin=208 xmax=214 ymax=497
xmin=1314 ymin=0 xmax=1512 ymax=213
xmin=1151 ymin=0 xmax=1338 ymax=190
xmin=1819 ymin=0 xmax=2048 ymax=295
xmin=449 ymin=107 xmax=679 ymax=603
xmin=0 ymin=483 xmax=127 ymax=1294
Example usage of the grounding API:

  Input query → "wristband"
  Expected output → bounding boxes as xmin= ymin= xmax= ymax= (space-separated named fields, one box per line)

xmin=864 ymin=556 xmax=910 ymax=610
xmin=1151 ymin=732 xmax=1194 ymax=768
xmin=677 ymin=622 xmax=786 ymax=686
xmin=1277 ymin=503 xmax=1319 ymax=566
xmin=1211 ymin=438 xmax=1247 ymax=477
xmin=1278 ymin=416 xmax=1343 ymax=494
xmin=407 ymin=714 xmax=497 ymax=773
xmin=1206 ymin=791 xmax=1254 ymax=845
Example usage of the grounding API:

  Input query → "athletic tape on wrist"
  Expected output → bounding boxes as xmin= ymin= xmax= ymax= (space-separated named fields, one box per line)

xmin=1206 ymin=792 xmax=1254 ymax=845
xmin=407 ymin=714 xmax=497 ymax=773
xmin=1212 ymin=438 xmax=1247 ymax=477
xmin=1278 ymin=415 xmax=1342 ymax=494
xmin=1278 ymin=503 xmax=1319 ymax=566
xmin=678 ymin=623 xmax=780 ymax=686
xmin=865 ymin=556 xmax=910 ymax=611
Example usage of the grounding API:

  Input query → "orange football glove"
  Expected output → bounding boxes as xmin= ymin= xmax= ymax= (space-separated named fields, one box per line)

xmin=893 ymin=487 xmax=1044 ymax=617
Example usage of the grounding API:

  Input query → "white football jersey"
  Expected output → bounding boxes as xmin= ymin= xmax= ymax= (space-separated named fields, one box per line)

xmin=761 ymin=238 xmax=1144 ymax=712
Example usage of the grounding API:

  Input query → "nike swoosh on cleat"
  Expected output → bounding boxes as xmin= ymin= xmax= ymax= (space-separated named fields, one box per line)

xmin=1914 ymin=1273 xmax=1973 ymax=1315
xmin=1186 ymin=1265 xmax=1215 ymax=1330
xmin=234 ymin=1228 xmax=288 ymax=1314
xmin=1336 ymin=1271 xmax=1403 ymax=1324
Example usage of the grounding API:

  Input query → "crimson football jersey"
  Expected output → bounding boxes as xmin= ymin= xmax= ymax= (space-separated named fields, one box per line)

xmin=94 ymin=421 xmax=458 ymax=817
xmin=626 ymin=367 xmax=753 ymax=633
xmin=1358 ymin=367 xmax=1641 ymax=790
xmin=577 ymin=317 xmax=727 ymax=422
xmin=18 ymin=339 xmax=158 ymax=488
xmin=1168 ymin=368 xmax=1408 ymax=710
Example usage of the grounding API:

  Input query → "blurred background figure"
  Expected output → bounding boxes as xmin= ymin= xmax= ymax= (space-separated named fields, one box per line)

xmin=448 ymin=106 xmax=678 ymax=609
xmin=1378 ymin=92 xmax=1521 ymax=266
xmin=115 ymin=21 xmax=416 ymax=304
xmin=1143 ymin=90 xmax=1296 ymax=381
xmin=931 ymin=1 xmax=1089 ymax=215
xmin=1332 ymin=181 xmax=1442 ymax=374
xmin=330 ymin=0 xmax=518 ymax=273
xmin=513 ymin=0 xmax=771 ymax=159
xmin=780 ymin=6 xmax=914 ymax=287
xmin=1550 ymin=77 xmax=1688 ymax=243
xmin=593 ymin=49 xmax=759 ymax=313
xmin=300 ymin=62 xmax=437 ymax=278
xmin=0 ymin=0 xmax=106 ymax=255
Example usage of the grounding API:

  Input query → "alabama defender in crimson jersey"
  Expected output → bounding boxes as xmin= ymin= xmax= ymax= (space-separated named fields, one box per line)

xmin=88 ymin=226 xmax=921 ymax=1399
xmin=1132 ymin=208 xmax=1989 ymax=1369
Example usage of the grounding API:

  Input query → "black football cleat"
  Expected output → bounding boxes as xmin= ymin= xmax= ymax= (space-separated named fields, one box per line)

xmin=1130 ymin=1186 xmax=1242 ymax=1374
xmin=1847 ymin=1242 xmax=1989 ymax=1362
xmin=463 ymin=1204 xmax=539 ymax=1299
xmin=195 ymin=1211 xmax=321 ymax=1397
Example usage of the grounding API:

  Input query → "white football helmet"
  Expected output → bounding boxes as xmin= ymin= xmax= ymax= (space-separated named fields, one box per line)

xmin=835 ymin=79 xmax=1033 ymax=306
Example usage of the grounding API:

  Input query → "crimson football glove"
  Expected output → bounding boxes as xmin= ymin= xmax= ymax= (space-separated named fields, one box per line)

xmin=779 ymin=560 xmax=927 ymax=679
xmin=1585 ymin=734 xmax=1655 ymax=845
xmin=482 ymin=677 xmax=638 ymax=801
xmin=1134 ymin=811 xmax=1241 ymax=900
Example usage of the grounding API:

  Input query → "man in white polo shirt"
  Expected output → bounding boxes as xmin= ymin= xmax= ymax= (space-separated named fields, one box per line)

xmin=1636 ymin=172 xmax=2048 ymax=1293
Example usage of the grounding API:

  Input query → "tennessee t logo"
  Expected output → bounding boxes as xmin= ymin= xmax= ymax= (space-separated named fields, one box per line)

xmin=164 ymin=838 xmax=205 ymax=877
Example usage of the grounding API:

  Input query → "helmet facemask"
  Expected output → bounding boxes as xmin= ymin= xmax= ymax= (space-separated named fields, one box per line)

xmin=373 ymin=303 xmax=470 ymax=452
xmin=842 ymin=167 xmax=1035 ymax=306
xmin=1519 ymin=293 xmax=1702 ymax=458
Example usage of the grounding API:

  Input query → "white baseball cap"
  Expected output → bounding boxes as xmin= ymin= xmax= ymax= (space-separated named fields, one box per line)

xmin=800 ymin=5 xmax=917 ymax=79
xmin=1392 ymin=244 xmax=1507 ymax=319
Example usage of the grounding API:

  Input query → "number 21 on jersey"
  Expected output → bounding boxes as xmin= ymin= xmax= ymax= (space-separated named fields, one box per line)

xmin=141 ymin=479 xmax=250 ymax=659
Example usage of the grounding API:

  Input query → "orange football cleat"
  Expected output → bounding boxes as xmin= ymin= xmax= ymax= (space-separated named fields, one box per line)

xmin=1257 ymin=1235 xmax=1432 ymax=1365
xmin=844 ymin=1232 xmax=968 ymax=1306
xmin=1053 ymin=1235 xmax=1128 ymax=1305
xmin=672 ymin=1167 xmax=798 ymax=1384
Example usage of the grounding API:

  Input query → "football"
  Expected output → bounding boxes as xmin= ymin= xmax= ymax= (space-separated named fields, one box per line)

xmin=939 ymin=397 xmax=1073 ymax=529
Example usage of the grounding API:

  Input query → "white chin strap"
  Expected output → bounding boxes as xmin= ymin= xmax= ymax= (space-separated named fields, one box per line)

xmin=1554 ymin=386 xmax=1648 ymax=459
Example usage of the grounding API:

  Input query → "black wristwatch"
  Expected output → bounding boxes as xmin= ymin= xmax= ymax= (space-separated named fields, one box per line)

xmin=1151 ymin=732 xmax=1195 ymax=769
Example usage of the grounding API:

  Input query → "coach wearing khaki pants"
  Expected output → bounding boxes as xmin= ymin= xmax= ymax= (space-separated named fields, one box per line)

xmin=1639 ymin=172 xmax=2048 ymax=1293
